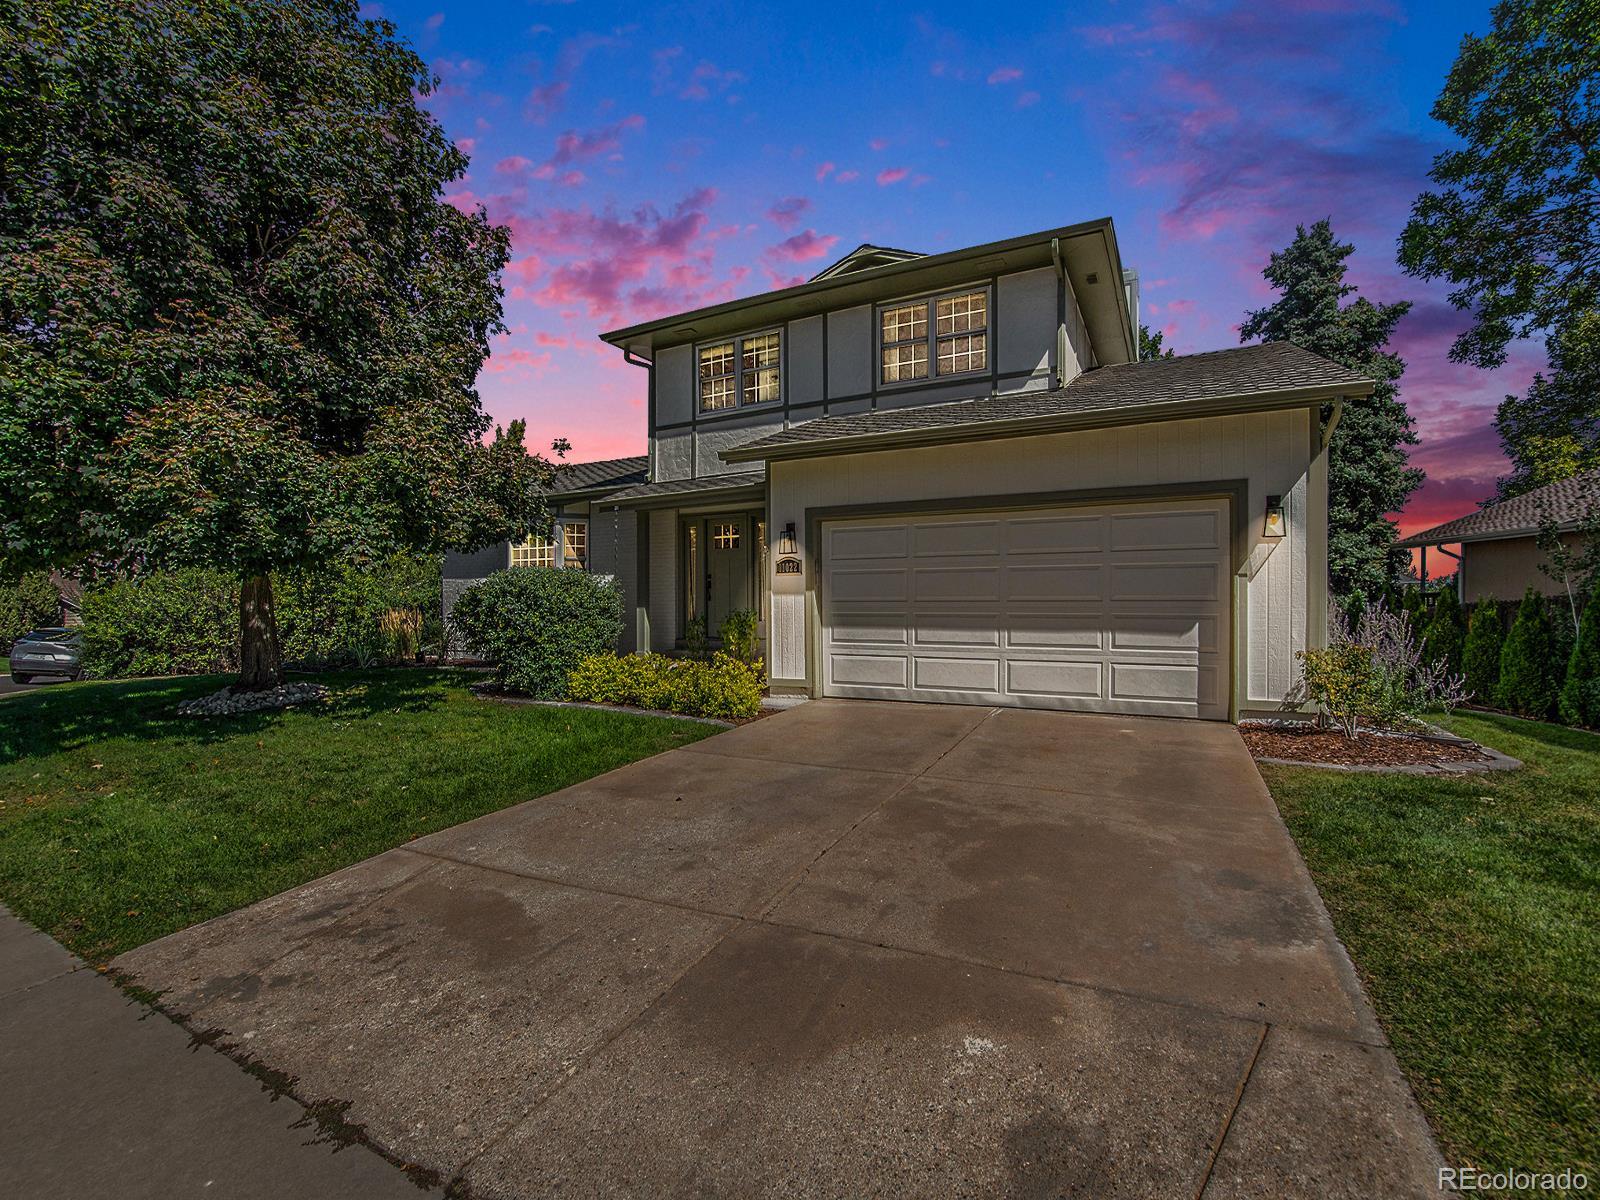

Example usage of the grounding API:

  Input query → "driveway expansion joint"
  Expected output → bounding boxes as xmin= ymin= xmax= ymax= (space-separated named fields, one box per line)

xmin=1193 ymin=1022 xmax=1271 ymax=1200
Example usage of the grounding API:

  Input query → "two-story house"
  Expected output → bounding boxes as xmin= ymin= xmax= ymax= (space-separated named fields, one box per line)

xmin=445 ymin=216 xmax=1373 ymax=721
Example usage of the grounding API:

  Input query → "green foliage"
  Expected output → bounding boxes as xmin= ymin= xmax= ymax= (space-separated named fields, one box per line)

xmin=718 ymin=608 xmax=760 ymax=664
xmin=0 ymin=0 xmax=553 ymax=682
xmin=274 ymin=555 xmax=442 ymax=669
xmin=1463 ymin=598 xmax=1505 ymax=701
xmin=1559 ymin=593 xmax=1600 ymax=727
xmin=1138 ymin=324 xmax=1175 ymax=361
xmin=1297 ymin=643 xmax=1383 ymax=739
xmin=449 ymin=568 xmax=623 ymax=698
xmin=683 ymin=616 xmax=710 ymax=662
xmin=79 ymin=570 xmax=238 ymax=678
xmin=1 ymin=572 xmax=60 ymax=645
xmin=1422 ymin=586 xmax=1466 ymax=675
xmin=1494 ymin=314 xmax=1600 ymax=499
xmin=1240 ymin=220 xmax=1422 ymax=597
xmin=567 ymin=652 xmax=764 ymax=719
xmin=378 ymin=608 xmax=423 ymax=664
xmin=1496 ymin=589 xmax=1560 ymax=718
xmin=1398 ymin=0 xmax=1600 ymax=368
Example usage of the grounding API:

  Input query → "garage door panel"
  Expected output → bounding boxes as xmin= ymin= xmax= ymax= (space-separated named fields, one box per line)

xmin=822 ymin=499 xmax=1230 ymax=719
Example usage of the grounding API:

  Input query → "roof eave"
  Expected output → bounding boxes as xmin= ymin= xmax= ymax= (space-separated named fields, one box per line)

xmin=1396 ymin=522 xmax=1580 ymax=549
xmin=720 ymin=383 xmax=1368 ymax=465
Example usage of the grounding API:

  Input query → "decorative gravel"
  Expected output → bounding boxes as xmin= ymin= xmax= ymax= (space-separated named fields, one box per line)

xmin=1241 ymin=722 xmax=1492 ymax=769
xmin=176 ymin=681 xmax=330 ymax=717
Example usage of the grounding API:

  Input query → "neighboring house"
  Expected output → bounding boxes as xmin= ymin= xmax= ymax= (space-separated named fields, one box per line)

xmin=1397 ymin=467 xmax=1599 ymax=603
xmin=446 ymin=216 xmax=1374 ymax=720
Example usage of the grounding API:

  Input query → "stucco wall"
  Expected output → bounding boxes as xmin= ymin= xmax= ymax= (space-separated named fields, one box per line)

xmin=766 ymin=408 xmax=1320 ymax=714
xmin=1461 ymin=533 xmax=1585 ymax=602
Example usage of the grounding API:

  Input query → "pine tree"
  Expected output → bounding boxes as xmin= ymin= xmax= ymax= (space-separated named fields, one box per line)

xmin=1241 ymin=221 xmax=1423 ymax=598
xmin=1496 ymin=589 xmax=1558 ymax=718
xmin=1463 ymin=597 xmax=1504 ymax=702
xmin=1558 ymin=595 xmax=1600 ymax=727
xmin=1422 ymin=586 xmax=1466 ymax=675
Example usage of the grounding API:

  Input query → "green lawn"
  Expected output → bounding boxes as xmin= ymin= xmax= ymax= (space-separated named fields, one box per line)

xmin=1261 ymin=713 xmax=1598 ymax=1193
xmin=0 ymin=670 xmax=716 ymax=962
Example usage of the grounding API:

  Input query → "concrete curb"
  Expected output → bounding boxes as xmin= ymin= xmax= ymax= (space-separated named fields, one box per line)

xmin=1246 ymin=719 xmax=1523 ymax=776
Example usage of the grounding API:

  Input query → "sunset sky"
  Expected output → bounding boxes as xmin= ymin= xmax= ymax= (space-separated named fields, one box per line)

xmin=368 ymin=0 xmax=1546 ymax=549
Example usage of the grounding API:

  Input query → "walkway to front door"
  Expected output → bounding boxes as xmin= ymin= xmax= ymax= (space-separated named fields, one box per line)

xmin=113 ymin=702 xmax=1445 ymax=1198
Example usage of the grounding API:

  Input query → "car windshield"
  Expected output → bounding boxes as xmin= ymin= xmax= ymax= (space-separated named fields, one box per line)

xmin=19 ymin=629 xmax=76 ymax=643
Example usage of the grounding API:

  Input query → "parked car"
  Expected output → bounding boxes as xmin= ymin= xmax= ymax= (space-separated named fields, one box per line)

xmin=9 ymin=628 xmax=84 ymax=683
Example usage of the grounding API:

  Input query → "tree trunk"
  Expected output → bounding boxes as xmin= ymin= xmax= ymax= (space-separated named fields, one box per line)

xmin=238 ymin=574 xmax=285 ymax=690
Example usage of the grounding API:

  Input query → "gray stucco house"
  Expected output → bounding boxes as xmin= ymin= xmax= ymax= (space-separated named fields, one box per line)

xmin=446 ymin=216 xmax=1373 ymax=721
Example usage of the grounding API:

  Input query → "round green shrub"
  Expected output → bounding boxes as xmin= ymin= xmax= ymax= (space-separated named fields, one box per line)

xmin=1558 ymin=595 xmax=1600 ymax=727
xmin=450 ymin=568 xmax=623 ymax=697
xmin=1496 ymin=589 xmax=1559 ymax=719
xmin=1463 ymin=597 xmax=1503 ymax=702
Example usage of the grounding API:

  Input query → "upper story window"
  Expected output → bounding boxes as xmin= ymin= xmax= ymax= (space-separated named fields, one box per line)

xmin=699 ymin=330 xmax=781 ymax=413
xmin=879 ymin=288 xmax=989 ymax=385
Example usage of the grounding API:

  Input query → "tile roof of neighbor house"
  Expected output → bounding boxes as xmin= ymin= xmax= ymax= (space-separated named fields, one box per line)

xmin=1396 ymin=467 xmax=1600 ymax=547
xmin=721 ymin=341 xmax=1374 ymax=463
xmin=601 ymin=471 xmax=767 ymax=504
xmin=549 ymin=455 xmax=648 ymax=494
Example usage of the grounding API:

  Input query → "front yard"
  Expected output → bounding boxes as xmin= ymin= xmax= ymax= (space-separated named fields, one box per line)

xmin=0 ymin=670 xmax=717 ymax=961
xmin=1261 ymin=713 xmax=1598 ymax=1190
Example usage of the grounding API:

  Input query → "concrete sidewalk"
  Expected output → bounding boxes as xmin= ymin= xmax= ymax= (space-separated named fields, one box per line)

xmin=0 ymin=905 xmax=427 ymax=1199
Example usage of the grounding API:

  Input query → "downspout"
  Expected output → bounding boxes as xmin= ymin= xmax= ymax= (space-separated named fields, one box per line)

xmin=623 ymin=348 xmax=654 ymax=477
xmin=1435 ymin=545 xmax=1463 ymax=601
xmin=1050 ymin=237 xmax=1068 ymax=387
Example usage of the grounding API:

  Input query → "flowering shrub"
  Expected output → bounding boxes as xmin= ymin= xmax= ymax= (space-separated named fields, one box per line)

xmin=1287 ymin=600 xmax=1467 ymax=737
xmin=567 ymin=652 xmax=764 ymax=719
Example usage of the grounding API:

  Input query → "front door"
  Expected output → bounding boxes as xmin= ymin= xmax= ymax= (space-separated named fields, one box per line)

xmin=705 ymin=515 xmax=751 ymax=636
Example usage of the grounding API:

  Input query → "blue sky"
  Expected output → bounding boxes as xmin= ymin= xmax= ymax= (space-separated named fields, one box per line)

xmin=364 ymin=0 xmax=1544 ymax=539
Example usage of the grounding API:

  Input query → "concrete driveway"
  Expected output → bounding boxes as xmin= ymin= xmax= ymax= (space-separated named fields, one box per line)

xmin=114 ymin=700 xmax=1444 ymax=1199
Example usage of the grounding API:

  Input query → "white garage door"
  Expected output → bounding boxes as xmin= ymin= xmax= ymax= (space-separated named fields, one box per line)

xmin=820 ymin=498 xmax=1231 ymax=719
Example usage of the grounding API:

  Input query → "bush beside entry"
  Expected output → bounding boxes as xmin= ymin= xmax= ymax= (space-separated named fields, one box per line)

xmin=450 ymin=569 xmax=623 ymax=698
xmin=567 ymin=653 xmax=764 ymax=720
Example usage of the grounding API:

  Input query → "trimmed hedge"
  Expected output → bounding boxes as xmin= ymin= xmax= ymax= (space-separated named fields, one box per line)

xmin=449 ymin=568 xmax=623 ymax=698
xmin=567 ymin=652 xmax=764 ymax=719
xmin=80 ymin=569 xmax=238 ymax=678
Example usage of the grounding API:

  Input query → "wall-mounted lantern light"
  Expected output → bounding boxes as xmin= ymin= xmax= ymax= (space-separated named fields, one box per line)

xmin=1263 ymin=496 xmax=1287 ymax=539
xmin=778 ymin=522 xmax=797 ymax=555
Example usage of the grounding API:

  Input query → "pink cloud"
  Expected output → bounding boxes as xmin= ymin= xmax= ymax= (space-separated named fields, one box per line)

xmin=987 ymin=66 xmax=1023 ymax=84
xmin=424 ymin=11 xmax=444 ymax=30
xmin=766 ymin=196 xmax=811 ymax=230
xmin=815 ymin=161 xmax=835 ymax=182
xmin=869 ymin=137 xmax=890 ymax=152
xmin=876 ymin=167 xmax=910 ymax=186
xmin=495 ymin=155 xmax=534 ymax=175
xmin=523 ymin=80 xmax=569 ymax=124
xmin=544 ymin=114 xmax=645 ymax=169
xmin=767 ymin=229 xmax=839 ymax=263
xmin=1016 ymin=90 xmax=1041 ymax=109
xmin=534 ymin=331 xmax=570 ymax=348
xmin=835 ymin=170 xmax=860 ymax=184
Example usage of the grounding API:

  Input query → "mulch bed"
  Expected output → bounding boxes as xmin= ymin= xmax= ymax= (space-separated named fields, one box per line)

xmin=1241 ymin=723 xmax=1492 ymax=768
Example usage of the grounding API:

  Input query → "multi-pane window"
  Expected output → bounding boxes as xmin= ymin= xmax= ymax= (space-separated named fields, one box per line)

xmin=562 ymin=521 xmax=588 ymax=569
xmin=699 ymin=331 xmax=782 ymax=412
xmin=712 ymin=522 xmax=740 ymax=549
xmin=878 ymin=288 xmax=989 ymax=384
xmin=510 ymin=536 xmax=556 ymax=569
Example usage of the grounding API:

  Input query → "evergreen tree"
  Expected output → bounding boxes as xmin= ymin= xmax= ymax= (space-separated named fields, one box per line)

xmin=1241 ymin=220 xmax=1423 ymax=597
xmin=1463 ymin=597 xmax=1504 ymax=701
xmin=1496 ymin=589 xmax=1559 ymax=718
xmin=1559 ymin=595 xmax=1600 ymax=727
xmin=1422 ymin=586 xmax=1466 ymax=675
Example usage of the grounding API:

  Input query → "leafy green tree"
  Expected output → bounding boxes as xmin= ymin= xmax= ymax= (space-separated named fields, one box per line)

xmin=1138 ymin=324 xmax=1175 ymax=361
xmin=1241 ymin=220 xmax=1423 ymax=597
xmin=1497 ymin=588 xmax=1560 ymax=717
xmin=0 ymin=571 xmax=60 ymax=645
xmin=1558 ymin=594 xmax=1600 ymax=726
xmin=1422 ymin=586 xmax=1466 ymax=675
xmin=1463 ymin=598 xmax=1505 ymax=701
xmin=0 ymin=0 xmax=552 ymax=688
xmin=1398 ymin=0 xmax=1600 ymax=369
xmin=1494 ymin=312 xmax=1600 ymax=499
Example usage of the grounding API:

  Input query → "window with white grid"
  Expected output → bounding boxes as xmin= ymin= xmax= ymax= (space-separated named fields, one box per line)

xmin=561 ymin=521 xmax=588 ymax=569
xmin=510 ymin=535 xmax=556 ymax=568
xmin=699 ymin=331 xmax=781 ymax=412
xmin=878 ymin=288 xmax=988 ymax=384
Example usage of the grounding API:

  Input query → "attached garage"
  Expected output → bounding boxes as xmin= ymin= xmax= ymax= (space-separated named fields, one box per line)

xmin=819 ymin=499 xmax=1231 ymax=719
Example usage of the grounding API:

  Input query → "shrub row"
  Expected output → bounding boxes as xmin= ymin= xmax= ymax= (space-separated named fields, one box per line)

xmin=75 ymin=556 xmax=441 ymax=679
xmin=1 ymin=571 xmax=64 ymax=646
xmin=567 ymin=653 xmax=764 ymax=719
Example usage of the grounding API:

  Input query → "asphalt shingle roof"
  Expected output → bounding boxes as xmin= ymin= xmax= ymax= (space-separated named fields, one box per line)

xmin=602 ymin=471 xmax=767 ymax=504
xmin=1397 ymin=467 xmax=1600 ymax=547
xmin=724 ymin=342 xmax=1372 ymax=460
xmin=550 ymin=455 xmax=648 ymax=495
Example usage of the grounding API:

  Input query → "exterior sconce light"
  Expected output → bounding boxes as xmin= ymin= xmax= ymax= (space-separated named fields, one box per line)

xmin=778 ymin=522 xmax=797 ymax=555
xmin=1263 ymin=496 xmax=1287 ymax=539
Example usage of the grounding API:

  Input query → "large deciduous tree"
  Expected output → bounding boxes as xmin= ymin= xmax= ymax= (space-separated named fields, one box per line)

xmin=0 ymin=0 xmax=553 ymax=688
xmin=1493 ymin=310 xmax=1600 ymax=498
xmin=1397 ymin=0 xmax=1600 ymax=369
xmin=1240 ymin=220 xmax=1423 ymax=599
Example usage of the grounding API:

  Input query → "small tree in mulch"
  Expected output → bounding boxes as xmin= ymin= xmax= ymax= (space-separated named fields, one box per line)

xmin=1463 ymin=598 xmax=1504 ymax=702
xmin=1558 ymin=593 xmax=1600 ymax=727
xmin=1422 ymin=586 xmax=1466 ymax=675
xmin=1496 ymin=589 xmax=1560 ymax=719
